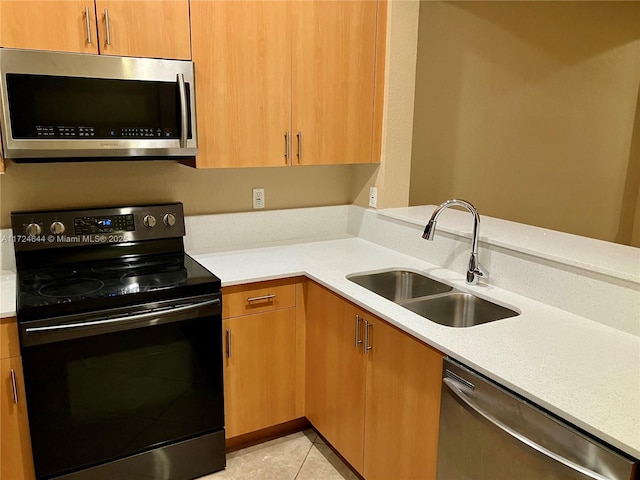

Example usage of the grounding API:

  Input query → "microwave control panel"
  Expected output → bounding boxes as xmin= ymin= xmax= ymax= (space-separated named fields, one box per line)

xmin=33 ymin=126 xmax=175 ymax=139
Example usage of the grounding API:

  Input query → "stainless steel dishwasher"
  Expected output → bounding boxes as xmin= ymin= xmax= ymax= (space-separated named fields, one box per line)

xmin=437 ymin=358 xmax=638 ymax=480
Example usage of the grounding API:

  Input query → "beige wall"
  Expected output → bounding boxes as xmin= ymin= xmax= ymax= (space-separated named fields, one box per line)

xmin=0 ymin=161 xmax=354 ymax=228
xmin=409 ymin=1 xmax=640 ymax=245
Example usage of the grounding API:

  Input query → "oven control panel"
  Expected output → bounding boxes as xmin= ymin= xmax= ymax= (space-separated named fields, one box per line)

xmin=73 ymin=214 xmax=136 ymax=235
xmin=11 ymin=203 xmax=186 ymax=252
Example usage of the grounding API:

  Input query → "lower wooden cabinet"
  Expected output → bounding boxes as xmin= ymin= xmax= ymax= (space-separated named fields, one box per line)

xmin=0 ymin=317 xmax=34 ymax=480
xmin=305 ymin=281 xmax=443 ymax=480
xmin=223 ymin=309 xmax=297 ymax=437
xmin=222 ymin=279 xmax=304 ymax=439
xmin=363 ymin=317 xmax=443 ymax=480
xmin=305 ymin=281 xmax=367 ymax=473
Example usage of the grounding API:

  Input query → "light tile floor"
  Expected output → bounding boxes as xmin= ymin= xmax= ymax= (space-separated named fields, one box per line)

xmin=198 ymin=430 xmax=360 ymax=480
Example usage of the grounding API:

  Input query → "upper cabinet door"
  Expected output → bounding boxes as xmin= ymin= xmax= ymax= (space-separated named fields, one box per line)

xmin=95 ymin=0 xmax=191 ymax=59
xmin=191 ymin=1 xmax=292 ymax=168
xmin=0 ymin=0 xmax=99 ymax=54
xmin=292 ymin=1 xmax=379 ymax=165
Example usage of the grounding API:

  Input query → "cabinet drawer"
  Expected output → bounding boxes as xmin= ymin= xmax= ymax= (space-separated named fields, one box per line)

xmin=223 ymin=279 xmax=296 ymax=319
xmin=0 ymin=317 xmax=19 ymax=360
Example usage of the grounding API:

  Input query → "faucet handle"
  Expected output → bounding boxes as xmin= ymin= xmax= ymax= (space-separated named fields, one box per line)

xmin=467 ymin=254 xmax=487 ymax=285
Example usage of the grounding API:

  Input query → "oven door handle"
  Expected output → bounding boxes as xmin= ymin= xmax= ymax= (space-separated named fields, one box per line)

xmin=25 ymin=298 xmax=221 ymax=335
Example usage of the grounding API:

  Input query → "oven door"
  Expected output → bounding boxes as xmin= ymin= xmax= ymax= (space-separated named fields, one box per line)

xmin=0 ymin=48 xmax=197 ymax=159
xmin=20 ymin=294 xmax=224 ymax=480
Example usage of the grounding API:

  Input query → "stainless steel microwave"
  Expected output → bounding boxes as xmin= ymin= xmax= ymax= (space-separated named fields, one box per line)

xmin=0 ymin=48 xmax=197 ymax=161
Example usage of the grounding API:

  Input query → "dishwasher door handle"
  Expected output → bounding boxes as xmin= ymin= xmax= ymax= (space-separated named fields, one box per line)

xmin=443 ymin=378 xmax=610 ymax=480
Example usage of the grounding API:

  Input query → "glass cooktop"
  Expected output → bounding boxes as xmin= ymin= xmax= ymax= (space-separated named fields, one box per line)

xmin=16 ymin=253 xmax=221 ymax=322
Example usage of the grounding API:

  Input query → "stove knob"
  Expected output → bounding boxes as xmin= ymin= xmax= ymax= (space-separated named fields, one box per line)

xmin=163 ymin=213 xmax=176 ymax=227
xmin=50 ymin=221 xmax=65 ymax=235
xmin=143 ymin=215 xmax=156 ymax=228
xmin=25 ymin=223 xmax=42 ymax=237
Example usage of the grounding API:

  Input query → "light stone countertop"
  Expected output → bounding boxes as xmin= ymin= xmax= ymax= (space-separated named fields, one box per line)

xmin=0 ymin=271 xmax=16 ymax=318
xmin=191 ymin=237 xmax=640 ymax=460
xmin=2 ymin=237 xmax=638 ymax=460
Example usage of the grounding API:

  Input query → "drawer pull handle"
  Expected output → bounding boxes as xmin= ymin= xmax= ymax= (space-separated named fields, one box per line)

xmin=247 ymin=294 xmax=276 ymax=303
xmin=226 ymin=329 xmax=231 ymax=358
xmin=10 ymin=369 xmax=18 ymax=404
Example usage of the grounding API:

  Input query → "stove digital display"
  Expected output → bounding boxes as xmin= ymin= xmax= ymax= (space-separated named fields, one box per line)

xmin=74 ymin=214 xmax=135 ymax=235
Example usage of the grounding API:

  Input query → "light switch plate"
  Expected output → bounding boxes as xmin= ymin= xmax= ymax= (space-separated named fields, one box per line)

xmin=369 ymin=187 xmax=378 ymax=208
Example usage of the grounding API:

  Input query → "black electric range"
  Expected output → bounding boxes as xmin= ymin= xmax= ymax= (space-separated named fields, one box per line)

xmin=11 ymin=203 xmax=226 ymax=480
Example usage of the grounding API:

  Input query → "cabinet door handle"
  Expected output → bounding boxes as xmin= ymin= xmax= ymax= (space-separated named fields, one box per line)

xmin=354 ymin=315 xmax=363 ymax=348
xmin=226 ymin=329 xmax=231 ymax=358
xmin=10 ymin=369 xmax=18 ymax=404
xmin=297 ymin=131 xmax=303 ymax=162
xmin=104 ymin=8 xmax=112 ymax=46
xmin=364 ymin=320 xmax=373 ymax=354
xmin=84 ymin=6 xmax=93 ymax=44
xmin=247 ymin=294 xmax=276 ymax=303
xmin=285 ymin=131 xmax=291 ymax=162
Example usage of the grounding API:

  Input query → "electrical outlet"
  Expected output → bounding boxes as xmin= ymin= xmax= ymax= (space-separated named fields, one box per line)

xmin=369 ymin=186 xmax=378 ymax=208
xmin=253 ymin=188 xmax=265 ymax=209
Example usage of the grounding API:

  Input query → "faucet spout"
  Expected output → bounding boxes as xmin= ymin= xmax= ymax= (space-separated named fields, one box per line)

xmin=422 ymin=199 xmax=486 ymax=285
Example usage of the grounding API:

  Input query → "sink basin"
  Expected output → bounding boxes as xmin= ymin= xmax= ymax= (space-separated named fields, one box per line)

xmin=347 ymin=270 xmax=453 ymax=302
xmin=402 ymin=293 xmax=519 ymax=328
xmin=348 ymin=269 xmax=519 ymax=328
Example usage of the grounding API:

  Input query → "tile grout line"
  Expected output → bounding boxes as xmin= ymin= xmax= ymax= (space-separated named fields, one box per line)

xmin=293 ymin=438 xmax=316 ymax=480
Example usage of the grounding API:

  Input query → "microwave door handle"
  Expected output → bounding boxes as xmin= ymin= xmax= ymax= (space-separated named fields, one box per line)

xmin=177 ymin=73 xmax=188 ymax=148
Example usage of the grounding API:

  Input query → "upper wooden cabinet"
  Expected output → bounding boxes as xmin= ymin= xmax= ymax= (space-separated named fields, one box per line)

xmin=191 ymin=0 xmax=386 ymax=168
xmin=191 ymin=1 xmax=291 ymax=168
xmin=0 ymin=0 xmax=190 ymax=59
xmin=291 ymin=1 xmax=379 ymax=166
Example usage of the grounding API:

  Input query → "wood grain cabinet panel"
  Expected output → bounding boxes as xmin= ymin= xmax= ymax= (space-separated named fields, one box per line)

xmin=363 ymin=318 xmax=443 ymax=480
xmin=0 ymin=0 xmax=98 ymax=54
xmin=291 ymin=1 xmax=378 ymax=165
xmin=221 ymin=279 xmax=304 ymax=440
xmin=305 ymin=281 xmax=367 ymax=474
xmin=0 ymin=0 xmax=189 ymax=59
xmin=0 ymin=317 xmax=35 ymax=480
xmin=304 ymin=280 xmax=443 ymax=479
xmin=0 ymin=316 xmax=20 ymax=359
xmin=222 ymin=279 xmax=296 ymax=319
xmin=95 ymin=0 xmax=190 ymax=59
xmin=191 ymin=0 xmax=385 ymax=168
xmin=223 ymin=309 xmax=297 ymax=438
xmin=191 ymin=0 xmax=292 ymax=168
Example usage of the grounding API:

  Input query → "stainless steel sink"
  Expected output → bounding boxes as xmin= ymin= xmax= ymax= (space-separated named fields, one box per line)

xmin=347 ymin=270 xmax=453 ymax=302
xmin=347 ymin=269 xmax=519 ymax=327
xmin=402 ymin=293 xmax=519 ymax=327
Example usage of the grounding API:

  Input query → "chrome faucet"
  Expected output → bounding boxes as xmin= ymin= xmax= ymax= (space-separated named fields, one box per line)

xmin=422 ymin=199 xmax=487 ymax=285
